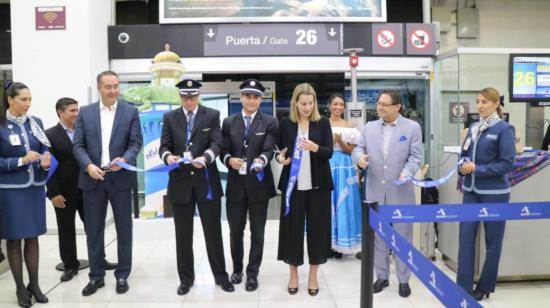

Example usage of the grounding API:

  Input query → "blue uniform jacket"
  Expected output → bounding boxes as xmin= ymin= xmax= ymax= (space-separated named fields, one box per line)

xmin=0 ymin=117 xmax=49 ymax=188
xmin=460 ymin=119 xmax=516 ymax=194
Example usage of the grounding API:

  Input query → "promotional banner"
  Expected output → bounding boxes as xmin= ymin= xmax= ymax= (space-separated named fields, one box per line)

xmin=161 ymin=0 xmax=386 ymax=23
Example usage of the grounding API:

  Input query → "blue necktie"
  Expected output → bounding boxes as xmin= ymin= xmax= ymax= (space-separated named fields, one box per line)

xmin=186 ymin=111 xmax=194 ymax=144
xmin=244 ymin=115 xmax=252 ymax=138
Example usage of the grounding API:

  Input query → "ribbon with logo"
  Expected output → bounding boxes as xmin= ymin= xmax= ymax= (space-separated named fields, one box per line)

xmin=369 ymin=208 xmax=482 ymax=308
xmin=45 ymin=154 xmax=59 ymax=182
xmin=115 ymin=158 xmax=213 ymax=200
xmin=284 ymin=135 xmax=303 ymax=216
xmin=394 ymin=158 xmax=466 ymax=188
xmin=377 ymin=201 xmax=550 ymax=223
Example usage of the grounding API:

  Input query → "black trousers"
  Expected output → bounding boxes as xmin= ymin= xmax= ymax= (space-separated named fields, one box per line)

xmin=83 ymin=175 xmax=133 ymax=281
xmin=172 ymin=194 xmax=228 ymax=284
xmin=226 ymin=196 xmax=268 ymax=278
xmin=277 ymin=189 xmax=331 ymax=266
xmin=54 ymin=198 xmax=84 ymax=270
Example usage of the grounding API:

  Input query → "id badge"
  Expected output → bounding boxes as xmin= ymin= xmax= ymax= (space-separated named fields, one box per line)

xmin=239 ymin=161 xmax=247 ymax=175
xmin=9 ymin=134 xmax=22 ymax=146
xmin=183 ymin=151 xmax=193 ymax=160
xmin=463 ymin=137 xmax=472 ymax=151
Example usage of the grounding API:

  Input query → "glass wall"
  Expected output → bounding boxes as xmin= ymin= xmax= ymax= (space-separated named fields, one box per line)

xmin=434 ymin=49 xmax=550 ymax=177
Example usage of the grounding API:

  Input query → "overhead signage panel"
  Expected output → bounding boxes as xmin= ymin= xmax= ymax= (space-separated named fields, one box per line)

xmin=405 ymin=23 xmax=437 ymax=56
xmin=204 ymin=24 xmax=341 ymax=56
xmin=161 ymin=0 xmax=386 ymax=24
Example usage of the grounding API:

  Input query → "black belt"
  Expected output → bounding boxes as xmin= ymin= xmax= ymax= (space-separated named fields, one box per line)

xmin=101 ymin=166 xmax=113 ymax=173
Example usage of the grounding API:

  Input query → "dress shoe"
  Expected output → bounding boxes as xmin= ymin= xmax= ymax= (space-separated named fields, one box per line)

xmin=16 ymin=289 xmax=32 ymax=308
xmin=288 ymin=280 xmax=299 ymax=295
xmin=216 ymin=279 xmax=235 ymax=292
xmin=398 ymin=283 xmax=411 ymax=297
xmin=355 ymin=251 xmax=362 ymax=260
xmin=308 ymin=286 xmax=319 ymax=296
xmin=332 ymin=249 xmax=343 ymax=259
xmin=177 ymin=282 xmax=193 ymax=295
xmin=245 ymin=277 xmax=258 ymax=291
xmin=104 ymin=260 xmax=118 ymax=270
xmin=60 ymin=268 xmax=78 ymax=282
xmin=373 ymin=279 xmax=389 ymax=293
xmin=230 ymin=272 xmax=243 ymax=284
xmin=473 ymin=289 xmax=490 ymax=301
xmin=116 ymin=278 xmax=129 ymax=294
xmin=27 ymin=284 xmax=49 ymax=303
xmin=82 ymin=279 xmax=105 ymax=296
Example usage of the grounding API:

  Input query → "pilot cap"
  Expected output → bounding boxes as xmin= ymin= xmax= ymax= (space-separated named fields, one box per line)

xmin=239 ymin=79 xmax=265 ymax=96
xmin=176 ymin=79 xmax=202 ymax=96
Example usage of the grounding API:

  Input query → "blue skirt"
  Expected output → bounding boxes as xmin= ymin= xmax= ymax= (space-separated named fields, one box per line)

xmin=0 ymin=185 xmax=47 ymax=240
xmin=329 ymin=151 xmax=362 ymax=252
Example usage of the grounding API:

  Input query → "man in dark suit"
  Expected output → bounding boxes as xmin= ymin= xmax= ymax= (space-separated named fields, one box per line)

xmin=73 ymin=71 xmax=143 ymax=296
xmin=46 ymin=98 xmax=83 ymax=282
xmin=159 ymin=79 xmax=234 ymax=295
xmin=46 ymin=98 xmax=118 ymax=283
xmin=221 ymin=79 xmax=278 ymax=291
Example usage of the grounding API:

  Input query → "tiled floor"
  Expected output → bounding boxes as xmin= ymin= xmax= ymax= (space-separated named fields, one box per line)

xmin=1 ymin=220 xmax=550 ymax=308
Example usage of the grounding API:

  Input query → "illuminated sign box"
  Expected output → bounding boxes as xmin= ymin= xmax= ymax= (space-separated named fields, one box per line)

xmin=160 ymin=0 xmax=386 ymax=24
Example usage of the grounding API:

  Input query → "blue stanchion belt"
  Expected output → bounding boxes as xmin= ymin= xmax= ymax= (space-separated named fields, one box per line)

xmin=116 ymin=158 xmax=213 ymax=200
xmin=284 ymin=135 xmax=303 ymax=216
xmin=377 ymin=202 xmax=550 ymax=223
xmin=369 ymin=208 xmax=482 ymax=308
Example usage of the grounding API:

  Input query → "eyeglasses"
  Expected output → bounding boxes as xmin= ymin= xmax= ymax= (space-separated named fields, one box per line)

xmin=377 ymin=102 xmax=398 ymax=108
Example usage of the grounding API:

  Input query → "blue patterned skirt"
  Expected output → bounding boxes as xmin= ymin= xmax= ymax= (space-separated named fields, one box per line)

xmin=329 ymin=150 xmax=362 ymax=252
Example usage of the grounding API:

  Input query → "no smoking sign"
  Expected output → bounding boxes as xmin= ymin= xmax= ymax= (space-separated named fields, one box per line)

xmin=377 ymin=30 xmax=395 ymax=48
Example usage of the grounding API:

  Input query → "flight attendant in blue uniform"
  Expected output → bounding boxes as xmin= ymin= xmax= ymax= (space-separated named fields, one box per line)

xmin=457 ymin=87 xmax=516 ymax=301
xmin=0 ymin=82 xmax=52 ymax=307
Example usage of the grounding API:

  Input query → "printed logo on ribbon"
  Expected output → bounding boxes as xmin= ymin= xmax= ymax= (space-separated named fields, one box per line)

xmin=520 ymin=206 xmax=542 ymax=217
xmin=460 ymin=299 xmax=469 ymax=308
xmin=393 ymin=209 xmax=402 ymax=218
xmin=478 ymin=207 xmax=500 ymax=218
xmin=392 ymin=208 xmax=414 ymax=220
xmin=391 ymin=234 xmax=400 ymax=252
xmin=378 ymin=222 xmax=385 ymax=236
xmin=429 ymin=271 xmax=444 ymax=296
xmin=407 ymin=250 xmax=419 ymax=271
xmin=436 ymin=208 xmax=458 ymax=219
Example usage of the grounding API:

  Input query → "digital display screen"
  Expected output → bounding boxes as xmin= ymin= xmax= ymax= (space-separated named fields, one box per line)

xmin=509 ymin=54 xmax=550 ymax=102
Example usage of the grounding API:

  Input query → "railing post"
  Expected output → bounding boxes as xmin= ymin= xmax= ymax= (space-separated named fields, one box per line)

xmin=361 ymin=200 xmax=378 ymax=308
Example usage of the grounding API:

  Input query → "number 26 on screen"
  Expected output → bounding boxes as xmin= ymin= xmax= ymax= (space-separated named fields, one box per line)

xmin=514 ymin=71 xmax=535 ymax=86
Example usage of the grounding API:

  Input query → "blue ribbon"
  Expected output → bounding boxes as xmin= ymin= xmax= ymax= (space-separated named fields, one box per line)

xmin=284 ymin=135 xmax=303 ymax=216
xmin=249 ymin=160 xmax=265 ymax=182
xmin=378 ymin=201 xmax=550 ymax=223
xmin=46 ymin=154 xmax=59 ymax=182
xmin=115 ymin=158 xmax=213 ymax=200
xmin=395 ymin=158 xmax=465 ymax=188
xmin=369 ymin=208 xmax=482 ymax=308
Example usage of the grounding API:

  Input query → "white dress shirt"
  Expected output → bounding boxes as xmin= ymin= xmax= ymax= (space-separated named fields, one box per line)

xmin=382 ymin=117 xmax=398 ymax=160
xmin=100 ymin=100 xmax=118 ymax=167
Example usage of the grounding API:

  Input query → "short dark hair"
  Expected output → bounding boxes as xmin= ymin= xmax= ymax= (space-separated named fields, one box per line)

xmin=96 ymin=70 xmax=119 ymax=85
xmin=55 ymin=97 xmax=78 ymax=117
xmin=378 ymin=89 xmax=402 ymax=112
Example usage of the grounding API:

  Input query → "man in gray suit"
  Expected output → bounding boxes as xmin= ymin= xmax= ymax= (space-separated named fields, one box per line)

xmin=352 ymin=90 xmax=423 ymax=298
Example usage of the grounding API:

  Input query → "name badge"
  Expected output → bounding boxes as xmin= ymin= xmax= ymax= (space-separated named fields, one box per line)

xmin=239 ymin=161 xmax=247 ymax=175
xmin=183 ymin=151 xmax=193 ymax=160
xmin=9 ymin=134 xmax=22 ymax=146
xmin=463 ymin=137 xmax=472 ymax=151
